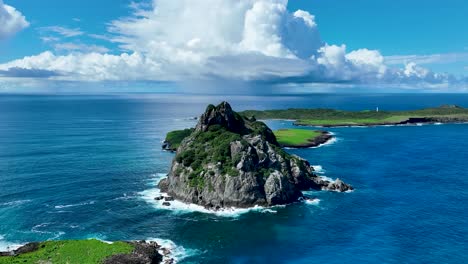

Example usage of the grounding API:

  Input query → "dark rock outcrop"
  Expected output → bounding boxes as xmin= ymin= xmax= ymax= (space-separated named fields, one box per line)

xmin=0 ymin=242 xmax=40 ymax=257
xmin=104 ymin=241 xmax=165 ymax=264
xmin=162 ymin=141 xmax=174 ymax=152
xmin=325 ymin=179 xmax=352 ymax=192
xmin=158 ymin=102 xmax=353 ymax=209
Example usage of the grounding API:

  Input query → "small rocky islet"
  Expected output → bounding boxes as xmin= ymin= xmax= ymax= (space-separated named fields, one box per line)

xmin=158 ymin=101 xmax=353 ymax=210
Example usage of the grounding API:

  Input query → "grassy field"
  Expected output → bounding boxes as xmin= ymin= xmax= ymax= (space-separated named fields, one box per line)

xmin=0 ymin=239 xmax=134 ymax=264
xmin=295 ymin=116 xmax=412 ymax=126
xmin=240 ymin=105 xmax=468 ymax=127
xmin=274 ymin=129 xmax=322 ymax=147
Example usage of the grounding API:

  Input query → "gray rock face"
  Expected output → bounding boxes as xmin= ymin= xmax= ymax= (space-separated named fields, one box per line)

xmin=195 ymin=101 xmax=247 ymax=134
xmin=325 ymin=179 xmax=353 ymax=192
xmin=158 ymin=102 xmax=353 ymax=209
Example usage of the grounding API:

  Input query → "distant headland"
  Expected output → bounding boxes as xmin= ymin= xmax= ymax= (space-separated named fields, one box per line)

xmin=240 ymin=104 xmax=468 ymax=127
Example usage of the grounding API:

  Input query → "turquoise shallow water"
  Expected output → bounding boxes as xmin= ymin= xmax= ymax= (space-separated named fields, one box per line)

xmin=0 ymin=94 xmax=467 ymax=263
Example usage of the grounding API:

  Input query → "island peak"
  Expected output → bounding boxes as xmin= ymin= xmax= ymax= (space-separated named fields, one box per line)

xmin=195 ymin=101 xmax=248 ymax=134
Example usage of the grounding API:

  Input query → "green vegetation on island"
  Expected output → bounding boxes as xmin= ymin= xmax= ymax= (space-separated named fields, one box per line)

xmin=0 ymin=240 xmax=134 ymax=264
xmin=162 ymin=128 xmax=194 ymax=151
xmin=240 ymin=105 xmax=468 ymax=127
xmin=175 ymin=124 xmax=245 ymax=187
xmin=274 ymin=129 xmax=331 ymax=148
xmin=171 ymin=108 xmax=278 ymax=188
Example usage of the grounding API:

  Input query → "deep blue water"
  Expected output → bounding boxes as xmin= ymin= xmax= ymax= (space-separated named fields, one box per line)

xmin=0 ymin=94 xmax=467 ymax=263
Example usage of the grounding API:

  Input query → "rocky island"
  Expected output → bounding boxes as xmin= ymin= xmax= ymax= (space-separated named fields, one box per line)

xmin=158 ymin=102 xmax=353 ymax=210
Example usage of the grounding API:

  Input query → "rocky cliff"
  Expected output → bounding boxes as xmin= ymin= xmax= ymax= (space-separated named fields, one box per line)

xmin=158 ymin=102 xmax=352 ymax=209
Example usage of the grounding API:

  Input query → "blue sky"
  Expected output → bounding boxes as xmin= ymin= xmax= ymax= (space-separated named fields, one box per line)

xmin=0 ymin=0 xmax=467 ymax=93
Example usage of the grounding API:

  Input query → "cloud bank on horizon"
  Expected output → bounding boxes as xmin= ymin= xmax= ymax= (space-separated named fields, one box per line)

xmin=0 ymin=0 xmax=466 ymax=92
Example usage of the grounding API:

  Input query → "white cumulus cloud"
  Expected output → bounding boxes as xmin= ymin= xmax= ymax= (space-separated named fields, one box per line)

xmin=0 ymin=0 xmax=465 ymax=91
xmin=0 ymin=0 xmax=29 ymax=40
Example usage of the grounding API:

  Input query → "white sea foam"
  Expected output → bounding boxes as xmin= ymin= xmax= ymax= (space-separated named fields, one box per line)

xmin=319 ymin=175 xmax=336 ymax=183
xmin=146 ymin=238 xmax=199 ymax=263
xmin=50 ymin=232 xmax=66 ymax=240
xmin=0 ymin=235 xmax=23 ymax=252
xmin=54 ymin=201 xmax=95 ymax=209
xmin=31 ymin=223 xmax=52 ymax=234
xmin=0 ymin=200 xmax=31 ymax=207
xmin=304 ymin=198 xmax=321 ymax=205
xmin=93 ymin=238 xmax=114 ymax=244
xmin=30 ymin=223 xmax=65 ymax=240
xmin=312 ymin=165 xmax=325 ymax=174
xmin=111 ymin=193 xmax=136 ymax=201
xmin=140 ymin=186 xmax=280 ymax=217
xmin=140 ymin=174 xmax=282 ymax=217
xmin=308 ymin=137 xmax=339 ymax=149
xmin=83 ymin=234 xmax=109 ymax=241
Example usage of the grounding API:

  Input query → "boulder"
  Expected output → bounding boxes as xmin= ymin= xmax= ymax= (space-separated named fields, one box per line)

xmin=326 ymin=179 xmax=354 ymax=192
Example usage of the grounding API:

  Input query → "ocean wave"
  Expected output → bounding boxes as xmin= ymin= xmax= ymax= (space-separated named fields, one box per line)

xmin=284 ymin=137 xmax=339 ymax=150
xmin=140 ymin=175 xmax=283 ymax=217
xmin=312 ymin=165 xmax=325 ymax=174
xmin=308 ymin=137 xmax=339 ymax=149
xmin=31 ymin=223 xmax=66 ymax=240
xmin=50 ymin=231 xmax=66 ymax=240
xmin=83 ymin=234 xmax=109 ymax=241
xmin=54 ymin=201 xmax=95 ymax=209
xmin=319 ymin=175 xmax=336 ymax=183
xmin=111 ymin=193 xmax=137 ymax=201
xmin=304 ymin=198 xmax=321 ymax=205
xmin=140 ymin=186 xmax=281 ymax=217
xmin=146 ymin=238 xmax=199 ymax=263
xmin=0 ymin=199 xmax=31 ymax=207
xmin=31 ymin=223 xmax=52 ymax=234
xmin=0 ymin=235 xmax=23 ymax=252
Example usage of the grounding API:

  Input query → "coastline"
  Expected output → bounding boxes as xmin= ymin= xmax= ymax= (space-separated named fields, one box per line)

xmin=0 ymin=239 xmax=179 ymax=264
xmin=278 ymin=131 xmax=334 ymax=149
xmin=293 ymin=118 xmax=468 ymax=128
xmin=242 ymin=105 xmax=468 ymax=128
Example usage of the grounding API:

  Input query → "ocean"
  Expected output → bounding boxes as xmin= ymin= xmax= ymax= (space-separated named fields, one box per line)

xmin=0 ymin=93 xmax=467 ymax=263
